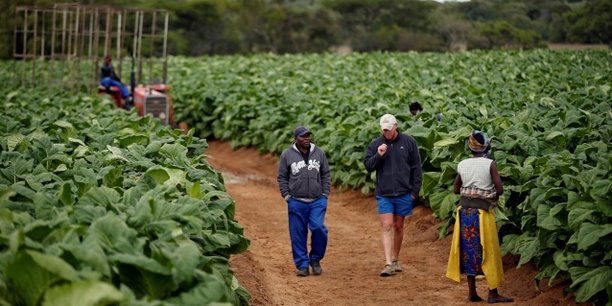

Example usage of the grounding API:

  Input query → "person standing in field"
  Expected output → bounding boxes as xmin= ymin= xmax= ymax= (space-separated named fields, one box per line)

xmin=446 ymin=130 xmax=514 ymax=303
xmin=363 ymin=114 xmax=422 ymax=276
xmin=277 ymin=126 xmax=331 ymax=277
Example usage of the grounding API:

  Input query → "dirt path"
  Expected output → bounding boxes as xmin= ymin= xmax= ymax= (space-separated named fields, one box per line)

xmin=205 ymin=140 xmax=580 ymax=306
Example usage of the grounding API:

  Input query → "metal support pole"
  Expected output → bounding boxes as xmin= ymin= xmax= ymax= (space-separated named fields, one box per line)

xmin=163 ymin=12 xmax=168 ymax=84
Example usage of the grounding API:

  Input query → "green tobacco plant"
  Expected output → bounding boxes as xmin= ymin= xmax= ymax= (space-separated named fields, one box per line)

xmin=0 ymin=88 xmax=250 ymax=306
xmin=168 ymin=49 xmax=611 ymax=303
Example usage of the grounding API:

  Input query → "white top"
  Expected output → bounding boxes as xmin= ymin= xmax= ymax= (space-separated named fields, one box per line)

xmin=457 ymin=157 xmax=494 ymax=190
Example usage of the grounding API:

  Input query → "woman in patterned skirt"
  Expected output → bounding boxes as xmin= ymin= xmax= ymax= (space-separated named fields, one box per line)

xmin=446 ymin=130 xmax=513 ymax=303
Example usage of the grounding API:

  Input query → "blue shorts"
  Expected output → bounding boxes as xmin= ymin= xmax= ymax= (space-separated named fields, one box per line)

xmin=376 ymin=193 xmax=414 ymax=216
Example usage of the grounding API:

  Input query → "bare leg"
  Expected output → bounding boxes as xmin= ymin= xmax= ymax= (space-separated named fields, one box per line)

xmin=467 ymin=276 xmax=483 ymax=302
xmin=379 ymin=213 xmax=394 ymax=264
xmin=392 ymin=215 xmax=405 ymax=261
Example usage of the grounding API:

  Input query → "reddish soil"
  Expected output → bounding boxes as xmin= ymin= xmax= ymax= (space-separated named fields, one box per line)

xmin=205 ymin=140 xmax=583 ymax=306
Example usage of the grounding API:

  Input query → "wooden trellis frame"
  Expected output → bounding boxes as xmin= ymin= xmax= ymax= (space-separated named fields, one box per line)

xmin=12 ymin=3 xmax=169 ymax=93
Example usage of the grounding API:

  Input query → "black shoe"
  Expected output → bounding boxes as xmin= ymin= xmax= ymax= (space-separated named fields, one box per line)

xmin=310 ymin=260 xmax=323 ymax=275
xmin=487 ymin=296 xmax=514 ymax=303
xmin=296 ymin=267 xmax=309 ymax=277
xmin=123 ymin=97 xmax=134 ymax=110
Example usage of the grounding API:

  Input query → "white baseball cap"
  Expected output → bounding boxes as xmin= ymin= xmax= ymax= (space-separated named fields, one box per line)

xmin=379 ymin=114 xmax=397 ymax=130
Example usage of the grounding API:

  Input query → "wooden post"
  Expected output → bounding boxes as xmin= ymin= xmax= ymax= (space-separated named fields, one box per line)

xmin=163 ymin=11 xmax=168 ymax=84
xmin=32 ymin=9 xmax=37 ymax=88
xmin=137 ymin=10 xmax=144 ymax=84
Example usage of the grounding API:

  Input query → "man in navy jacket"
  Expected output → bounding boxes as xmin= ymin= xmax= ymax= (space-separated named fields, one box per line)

xmin=364 ymin=114 xmax=422 ymax=277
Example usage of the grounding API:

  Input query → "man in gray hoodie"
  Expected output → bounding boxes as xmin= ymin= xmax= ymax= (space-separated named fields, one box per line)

xmin=277 ymin=126 xmax=331 ymax=277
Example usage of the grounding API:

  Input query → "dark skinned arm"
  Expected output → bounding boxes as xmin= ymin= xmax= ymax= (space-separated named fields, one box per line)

xmin=489 ymin=161 xmax=504 ymax=198
xmin=453 ymin=174 xmax=462 ymax=195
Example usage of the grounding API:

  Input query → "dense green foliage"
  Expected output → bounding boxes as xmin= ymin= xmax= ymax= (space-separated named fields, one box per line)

xmin=169 ymin=49 xmax=611 ymax=303
xmin=0 ymin=83 xmax=250 ymax=305
xmin=2 ymin=0 xmax=611 ymax=59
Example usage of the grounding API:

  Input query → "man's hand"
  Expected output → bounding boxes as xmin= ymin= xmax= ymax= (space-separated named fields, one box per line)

xmin=377 ymin=144 xmax=387 ymax=156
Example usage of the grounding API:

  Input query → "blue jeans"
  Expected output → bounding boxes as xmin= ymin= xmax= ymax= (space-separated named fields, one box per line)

xmin=100 ymin=77 xmax=130 ymax=98
xmin=287 ymin=196 xmax=328 ymax=269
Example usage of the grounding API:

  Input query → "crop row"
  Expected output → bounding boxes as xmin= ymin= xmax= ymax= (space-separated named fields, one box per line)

xmin=170 ymin=49 xmax=611 ymax=303
xmin=0 ymin=86 xmax=250 ymax=305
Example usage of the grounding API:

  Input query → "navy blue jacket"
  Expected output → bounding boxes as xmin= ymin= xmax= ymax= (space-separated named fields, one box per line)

xmin=364 ymin=132 xmax=422 ymax=197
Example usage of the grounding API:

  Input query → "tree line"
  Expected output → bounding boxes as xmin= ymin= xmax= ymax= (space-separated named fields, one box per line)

xmin=1 ymin=0 xmax=610 ymax=59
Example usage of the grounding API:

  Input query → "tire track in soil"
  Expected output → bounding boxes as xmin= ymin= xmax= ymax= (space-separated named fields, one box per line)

xmin=205 ymin=140 xmax=582 ymax=306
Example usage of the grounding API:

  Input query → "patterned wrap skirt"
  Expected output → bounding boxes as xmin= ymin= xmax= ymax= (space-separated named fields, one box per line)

xmin=447 ymin=205 xmax=505 ymax=290
xmin=459 ymin=207 xmax=482 ymax=276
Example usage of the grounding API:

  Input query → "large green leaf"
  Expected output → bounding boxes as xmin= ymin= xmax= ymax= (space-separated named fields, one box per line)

xmin=5 ymin=250 xmax=78 ymax=306
xmin=61 ymin=235 xmax=111 ymax=277
xmin=433 ymin=137 xmax=458 ymax=148
xmin=105 ymin=145 xmax=129 ymax=162
xmin=166 ymin=275 xmax=232 ymax=306
xmin=428 ymin=189 xmax=457 ymax=219
xmin=6 ymin=134 xmax=26 ymax=152
xmin=421 ymin=172 xmax=440 ymax=197
xmin=577 ymin=223 xmax=612 ymax=251
xmin=159 ymin=143 xmax=190 ymax=167
xmin=42 ymin=280 xmax=125 ymax=306
xmin=569 ymin=266 xmax=612 ymax=302
xmin=77 ymin=186 xmax=122 ymax=214
xmin=117 ymin=134 xmax=149 ymax=147
xmin=154 ymin=240 xmax=202 ymax=284
xmin=144 ymin=167 xmax=170 ymax=185
xmin=58 ymin=182 xmax=73 ymax=206
xmin=567 ymin=202 xmax=598 ymax=231
xmin=536 ymin=204 xmax=564 ymax=231
xmin=89 ymin=214 xmax=142 ymax=254
xmin=112 ymin=256 xmax=174 ymax=299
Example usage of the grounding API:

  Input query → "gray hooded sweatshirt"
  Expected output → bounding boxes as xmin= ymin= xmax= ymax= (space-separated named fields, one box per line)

xmin=277 ymin=143 xmax=331 ymax=202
